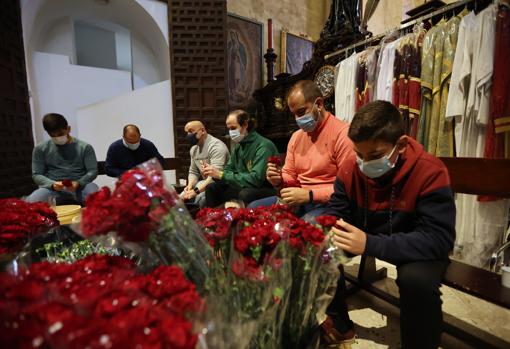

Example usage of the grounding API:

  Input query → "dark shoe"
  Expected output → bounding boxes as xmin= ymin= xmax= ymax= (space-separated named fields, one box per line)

xmin=320 ymin=316 xmax=356 ymax=348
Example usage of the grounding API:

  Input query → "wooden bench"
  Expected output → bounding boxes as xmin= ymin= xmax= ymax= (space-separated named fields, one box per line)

xmin=97 ymin=157 xmax=183 ymax=176
xmin=343 ymin=157 xmax=510 ymax=349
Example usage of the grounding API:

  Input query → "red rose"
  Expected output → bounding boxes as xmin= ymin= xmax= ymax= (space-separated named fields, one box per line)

xmin=0 ymin=199 xmax=59 ymax=255
xmin=62 ymin=179 xmax=73 ymax=187
xmin=267 ymin=156 xmax=282 ymax=166
xmin=282 ymin=179 xmax=301 ymax=188
xmin=316 ymin=215 xmax=338 ymax=228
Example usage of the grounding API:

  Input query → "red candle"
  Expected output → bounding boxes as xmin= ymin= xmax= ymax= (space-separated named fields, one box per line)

xmin=268 ymin=18 xmax=273 ymax=50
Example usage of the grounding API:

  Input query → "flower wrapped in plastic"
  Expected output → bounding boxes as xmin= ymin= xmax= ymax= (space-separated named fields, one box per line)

xmin=274 ymin=214 xmax=344 ymax=349
xmin=0 ymin=254 xmax=203 ymax=349
xmin=81 ymin=158 xmax=213 ymax=290
xmin=0 ymin=198 xmax=59 ymax=265
xmin=195 ymin=206 xmax=293 ymax=349
xmin=195 ymin=207 xmax=237 ymax=268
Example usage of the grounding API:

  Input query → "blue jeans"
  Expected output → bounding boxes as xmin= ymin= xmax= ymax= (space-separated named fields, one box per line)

xmin=248 ymin=195 xmax=329 ymax=218
xmin=26 ymin=183 xmax=99 ymax=206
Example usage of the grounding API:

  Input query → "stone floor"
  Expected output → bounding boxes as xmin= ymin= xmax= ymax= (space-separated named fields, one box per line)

xmin=343 ymin=257 xmax=510 ymax=349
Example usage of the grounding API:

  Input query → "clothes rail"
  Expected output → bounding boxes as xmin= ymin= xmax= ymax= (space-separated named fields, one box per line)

xmin=324 ymin=0 xmax=487 ymax=60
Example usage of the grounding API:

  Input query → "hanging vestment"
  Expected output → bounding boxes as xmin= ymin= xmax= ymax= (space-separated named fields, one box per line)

xmin=417 ymin=26 xmax=438 ymax=149
xmin=436 ymin=15 xmax=462 ymax=157
xmin=355 ymin=47 xmax=379 ymax=111
xmin=484 ymin=5 xmax=510 ymax=159
xmin=355 ymin=54 xmax=367 ymax=112
xmin=408 ymin=30 xmax=425 ymax=139
xmin=375 ymin=39 xmax=399 ymax=102
xmin=334 ymin=52 xmax=360 ymax=122
xmin=446 ymin=6 xmax=509 ymax=268
xmin=426 ymin=19 xmax=446 ymax=154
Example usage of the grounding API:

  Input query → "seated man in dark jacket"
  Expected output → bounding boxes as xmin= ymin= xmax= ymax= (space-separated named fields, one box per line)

xmin=322 ymin=101 xmax=455 ymax=349
xmin=105 ymin=124 xmax=165 ymax=177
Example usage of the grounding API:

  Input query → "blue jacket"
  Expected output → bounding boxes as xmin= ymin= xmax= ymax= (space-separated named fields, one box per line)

xmin=105 ymin=138 xmax=164 ymax=177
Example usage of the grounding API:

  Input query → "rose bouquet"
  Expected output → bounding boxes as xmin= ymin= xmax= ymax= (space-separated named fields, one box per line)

xmin=0 ymin=198 xmax=59 ymax=258
xmin=279 ymin=215 xmax=345 ymax=349
xmin=0 ymin=254 xmax=203 ymax=349
xmin=194 ymin=207 xmax=236 ymax=268
xmin=195 ymin=205 xmax=294 ymax=349
xmin=81 ymin=159 xmax=213 ymax=290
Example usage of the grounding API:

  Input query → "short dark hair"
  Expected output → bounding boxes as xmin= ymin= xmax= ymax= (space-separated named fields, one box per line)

xmin=123 ymin=124 xmax=140 ymax=136
xmin=42 ymin=113 xmax=68 ymax=133
xmin=348 ymin=101 xmax=404 ymax=144
xmin=229 ymin=109 xmax=256 ymax=131
xmin=287 ymin=80 xmax=323 ymax=103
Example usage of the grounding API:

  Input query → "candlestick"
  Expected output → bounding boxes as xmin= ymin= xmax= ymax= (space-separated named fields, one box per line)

xmin=268 ymin=18 xmax=273 ymax=50
xmin=264 ymin=48 xmax=277 ymax=82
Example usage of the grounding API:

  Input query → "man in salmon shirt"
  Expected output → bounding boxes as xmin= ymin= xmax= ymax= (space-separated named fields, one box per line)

xmin=248 ymin=80 xmax=353 ymax=217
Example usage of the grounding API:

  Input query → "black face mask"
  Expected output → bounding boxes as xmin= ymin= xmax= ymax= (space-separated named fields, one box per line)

xmin=186 ymin=133 xmax=199 ymax=145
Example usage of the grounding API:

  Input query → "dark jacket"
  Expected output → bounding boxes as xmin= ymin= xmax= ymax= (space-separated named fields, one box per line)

xmin=324 ymin=138 xmax=456 ymax=265
xmin=105 ymin=138 xmax=164 ymax=177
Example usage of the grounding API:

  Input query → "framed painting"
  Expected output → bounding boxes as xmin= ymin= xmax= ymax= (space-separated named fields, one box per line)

xmin=281 ymin=32 xmax=313 ymax=75
xmin=227 ymin=14 xmax=263 ymax=109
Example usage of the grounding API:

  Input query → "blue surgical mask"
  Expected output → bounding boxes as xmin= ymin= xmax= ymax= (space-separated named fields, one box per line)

xmin=186 ymin=132 xmax=199 ymax=146
xmin=229 ymin=128 xmax=245 ymax=143
xmin=356 ymin=144 xmax=399 ymax=179
xmin=296 ymin=102 xmax=318 ymax=132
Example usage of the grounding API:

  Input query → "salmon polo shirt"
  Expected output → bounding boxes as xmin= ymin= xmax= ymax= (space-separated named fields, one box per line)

xmin=282 ymin=112 xmax=353 ymax=203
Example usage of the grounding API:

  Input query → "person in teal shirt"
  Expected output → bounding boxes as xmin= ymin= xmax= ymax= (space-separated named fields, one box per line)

xmin=202 ymin=109 xmax=277 ymax=207
xmin=26 ymin=113 xmax=98 ymax=205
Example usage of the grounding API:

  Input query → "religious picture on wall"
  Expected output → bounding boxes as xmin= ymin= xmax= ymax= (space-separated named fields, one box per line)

xmin=282 ymin=32 xmax=313 ymax=75
xmin=227 ymin=14 xmax=263 ymax=109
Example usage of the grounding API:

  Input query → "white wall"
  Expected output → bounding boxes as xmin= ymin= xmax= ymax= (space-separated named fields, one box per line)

xmin=132 ymin=35 xmax=160 ymax=89
xmin=135 ymin=0 xmax=169 ymax=43
xmin=115 ymin=30 xmax=132 ymax=72
xmin=75 ymin=80 xmax=175 ymax=188
xmin=74 ymin=21 xmax=118 ymax=70
xmin=36 ymin=16 xmax=75 ymax=63
xmin=21 ymin=0 xmax=171 ymax=142
xmin=32 ymin=52 xmax=132 ymax=142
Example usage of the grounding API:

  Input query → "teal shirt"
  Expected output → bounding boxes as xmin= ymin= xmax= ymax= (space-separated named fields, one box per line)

xmin=222 ymin=131 xmax=278 ymax=188
xmin=32 ymin=138 xmax=98 ymax=189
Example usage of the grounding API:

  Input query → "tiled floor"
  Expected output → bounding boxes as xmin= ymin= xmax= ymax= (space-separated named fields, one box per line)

xmin=343 ymin=257 xmax=510 ymax=349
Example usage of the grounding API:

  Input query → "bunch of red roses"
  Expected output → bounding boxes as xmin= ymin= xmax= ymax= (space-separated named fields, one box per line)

xmin=0 ymin=254 xmax=202 ymax=349
xmin=0 ymin=198 xmax=59 ymax=255
xmin=194 ymin=205 xmax=295 ymax=348
xmin=82 ymin=164 xmax=177 ymax=242
xmin=195 ymin=207 xmax=236 ymax=247
xmin=281 ymin=214 xmax=342 ymax=348
xmin=81 ymin=159 xmax=212 ymax=293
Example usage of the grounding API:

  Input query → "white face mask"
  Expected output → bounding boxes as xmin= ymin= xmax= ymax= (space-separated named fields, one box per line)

xmin=51 ymin=135 xmax=68 ymax=145
xmin=356 ymin=144 xmax=399 ymax=179
xmin=229 ymin=128 xmax=245 ymax=143
xmin=123 ymin=138 xmax=140 ymax=150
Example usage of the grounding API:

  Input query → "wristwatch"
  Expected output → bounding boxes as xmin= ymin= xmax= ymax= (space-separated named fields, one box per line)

xmin=193 ymin=187 xmax=200 ymax=194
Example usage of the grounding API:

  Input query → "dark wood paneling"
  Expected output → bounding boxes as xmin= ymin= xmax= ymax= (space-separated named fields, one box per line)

xmin=0 ymin=0 xmax=35 ymax=198
xmin=439 ymin=157 xmax=510 ymax=197
xmin=168 ymin=0 xmax=228 ymax=178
